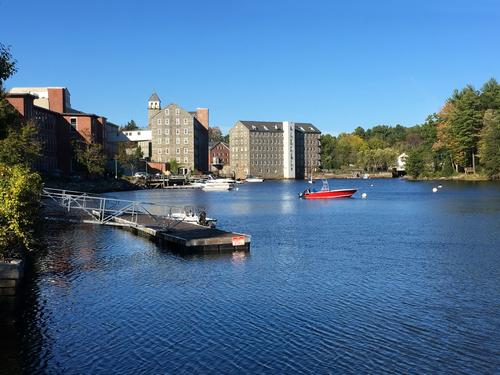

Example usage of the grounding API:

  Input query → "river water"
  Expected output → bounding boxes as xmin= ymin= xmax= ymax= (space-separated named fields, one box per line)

xmin=3 ymin=179 xmax=500 ymax=374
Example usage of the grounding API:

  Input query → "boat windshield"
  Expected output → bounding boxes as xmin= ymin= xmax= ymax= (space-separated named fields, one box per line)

xmin=321 ymin=179 xmax=330 ymax=191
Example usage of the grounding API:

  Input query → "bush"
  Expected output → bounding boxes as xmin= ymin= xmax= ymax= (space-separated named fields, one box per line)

xmin=0 ymin=164 xmax=42 ymax=260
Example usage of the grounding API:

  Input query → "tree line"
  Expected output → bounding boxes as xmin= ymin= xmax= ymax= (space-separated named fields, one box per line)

xmin=320 ymin=78 xmax=500 ymax=179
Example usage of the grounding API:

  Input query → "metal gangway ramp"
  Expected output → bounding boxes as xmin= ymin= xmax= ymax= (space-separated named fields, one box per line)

xmin=41 ymin=188 xmax=208 ymax=230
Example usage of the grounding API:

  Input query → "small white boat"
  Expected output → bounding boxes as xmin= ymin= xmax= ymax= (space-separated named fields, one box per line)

xmin=245 ymin=176 xmax=264 ymax=183
xmin=189 ymin=179 xmax=206 ymax=188
xmin=170 ymin=207 xmax=217 ymax=227
xmin=202 ymin=183 xmax=234 ymax=191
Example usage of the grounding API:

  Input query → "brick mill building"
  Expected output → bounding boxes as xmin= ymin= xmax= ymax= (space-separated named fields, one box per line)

xmin=229 ymin=121 xmax=321 ymax=179
xmin=6 ymin=87 xmax=116 ymax=176
xmin=209 ymin=141 xmax=230 ymax=167
xmin=147 ymin=92 xmax=209 ymax=173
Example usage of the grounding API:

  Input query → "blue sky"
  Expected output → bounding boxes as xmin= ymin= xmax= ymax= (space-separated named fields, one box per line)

xmin=2 ymin=0 xmax=499 ymax=135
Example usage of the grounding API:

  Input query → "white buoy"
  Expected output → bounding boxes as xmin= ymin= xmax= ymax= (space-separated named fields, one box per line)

xmin=370 ymin=184 xmax=374 ymax=187
xmin=361 ymin=193 xmax=367 ymax=199
xmin=432 ymin=187 xmax=438 ymax=193
xmin=438 ymin=185 xmax=443 ymax=189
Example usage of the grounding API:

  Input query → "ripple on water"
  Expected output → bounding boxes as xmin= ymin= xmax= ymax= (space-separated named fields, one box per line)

xmin=12 ymin=181 xmax=500 ymax=374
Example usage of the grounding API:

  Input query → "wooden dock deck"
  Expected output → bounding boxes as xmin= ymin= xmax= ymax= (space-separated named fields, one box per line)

xmin=115 ymin=214 xmax=250 ymax=253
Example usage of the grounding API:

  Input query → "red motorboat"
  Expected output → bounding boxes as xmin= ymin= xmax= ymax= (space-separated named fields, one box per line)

xmin=299 ymin=180 xmax=357 ymax=199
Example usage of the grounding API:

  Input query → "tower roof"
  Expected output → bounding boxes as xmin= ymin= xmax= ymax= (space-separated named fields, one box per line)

xmin=148 ymin=92 xmax=160 ymax=102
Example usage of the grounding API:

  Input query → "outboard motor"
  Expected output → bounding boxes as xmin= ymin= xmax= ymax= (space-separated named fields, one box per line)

xmin=198 ymin=210 xmax=207 ymax=226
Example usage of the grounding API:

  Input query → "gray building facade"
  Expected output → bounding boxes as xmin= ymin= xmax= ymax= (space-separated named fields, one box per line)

xmin=229 ymin=120 xmax=321 ymax=180
xmin=147 ymin=93 xmax=208 ymax=172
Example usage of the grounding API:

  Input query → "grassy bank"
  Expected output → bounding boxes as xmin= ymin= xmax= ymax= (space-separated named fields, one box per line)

xmin=405 ymin=173 xmax=491 ymax=182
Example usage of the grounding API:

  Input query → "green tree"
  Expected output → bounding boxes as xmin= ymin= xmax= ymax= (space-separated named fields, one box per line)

xmin=480 ymin=78 xmax=500 ymax=110
xmin=117 ymin=143 xmax=143 ymax=175
xmin=353 ymin=126 xmax=366 ymax=139
xmin=336 ymin=133 xmax=367 ymax=167
xmin=167 ymin=158 xmax=180 ymax=174
xmin=320 ymin=134 xmax=338 ymax=170
xmin=73 ymin=142 xmax=106 ymax=178
xmin=0 ymin=164 xmax=42 ymax=259
xmin=478 ymin=109 xmax=500 ymax=179
xmin=447 ymin=85 xmax=484 ymax=167
xmin=121 ymin=120 xmax=139 ymax=131
xmin=208 ymin=126 xmax=224 ymax=143
xmin=0 ymin=43 xmax=17 ymax=89
xmin=406 ymin=147 xmax=433 ymax=178
xmin=0 ymin=121 xmax=41 ymax=166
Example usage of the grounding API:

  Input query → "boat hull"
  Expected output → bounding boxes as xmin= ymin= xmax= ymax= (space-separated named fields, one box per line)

xmin=301 ymin=188 xmax=357 ymax=199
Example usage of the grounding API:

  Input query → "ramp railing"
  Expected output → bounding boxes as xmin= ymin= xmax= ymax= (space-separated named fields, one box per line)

xmin=41 ymin=187 xmax=208 ymax=230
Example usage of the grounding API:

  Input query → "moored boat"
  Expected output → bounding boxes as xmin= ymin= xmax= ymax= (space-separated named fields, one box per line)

xmin=202 ymin=182 xmax=234 ymax=191
xmin=299 ymin=180 xmax=357 ymax=199
xmin=245 ymin=176 xmax=264 ymax=183
xmin=170 ymin=207 xmax=217 ymax=227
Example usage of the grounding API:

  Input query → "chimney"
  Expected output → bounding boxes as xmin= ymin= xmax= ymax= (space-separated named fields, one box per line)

xmin=47 ymin=87 xmax=67 ymax=113
xmin=195 ymin=108 xmax=209 ymax=129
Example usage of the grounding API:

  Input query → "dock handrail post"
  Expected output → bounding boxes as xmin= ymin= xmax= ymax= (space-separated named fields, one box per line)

xmin=102 ymin=198 xmax=106 ymax=222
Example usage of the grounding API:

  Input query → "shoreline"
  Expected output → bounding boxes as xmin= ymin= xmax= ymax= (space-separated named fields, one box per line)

xmin=404 ymin=173 xmax=492 ymax=182
xmin=43 ymin=177 xmax=144 ymax=194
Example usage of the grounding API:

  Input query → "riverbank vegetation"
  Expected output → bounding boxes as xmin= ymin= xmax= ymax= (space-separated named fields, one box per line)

xmin=320 ymin=78 xmax=500 ymax=180
xmin=0 ymin=44 xmax=43 ymax=260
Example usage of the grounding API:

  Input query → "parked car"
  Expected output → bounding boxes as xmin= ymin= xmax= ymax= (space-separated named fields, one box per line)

xmin=134 ymin=172 xmax=149 ymax=179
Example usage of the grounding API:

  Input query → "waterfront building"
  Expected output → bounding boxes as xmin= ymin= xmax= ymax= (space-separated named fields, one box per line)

xmin=209 ymin=141 xmax=230 ymax=174
xmin=229 ymin=121 xmax=321 ymax=179
xmin=147 ymin=92 xmax=209 ymax=173
xmin=107 ymin=128 xmax=152 ymax=159
xmin=294 ymin=123 xmax=322 ymax=180
xmin=6 ymin=87 xmax=118 ymax=176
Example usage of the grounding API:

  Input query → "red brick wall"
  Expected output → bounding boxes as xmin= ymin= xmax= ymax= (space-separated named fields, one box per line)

xmin=209 ymin=143 xmax=230 ymax=165
xmin=195 ymin=108 xmax=209 ymax=129
xmin=64 ymin=115 xmax=92 ymax=143
xmin=47 ymin=88 xmax=66 ymax=113
xmin=6 ymin=95 xmax=34 ymax=118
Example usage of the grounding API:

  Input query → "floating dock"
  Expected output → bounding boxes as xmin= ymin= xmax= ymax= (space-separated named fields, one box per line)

xmin=42 ymin=188 xmax=250 ymax=254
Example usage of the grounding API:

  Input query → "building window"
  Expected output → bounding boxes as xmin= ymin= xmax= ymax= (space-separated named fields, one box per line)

xmin=165 ymin=118 xmax=170 ymax=125
xmin=175 ymin=118 xmax=180 ymax=125
xmin=157 ymin=129 xmax=161 ymax=135
xmin=184 ymin=157 xmax=188 ymax=163
xmin=157 ymin=119 xmax=161 ymax=125
xmin=176 ymin=148 xmax=180 ymax=154
xmin=165 ymin=129 xmax=169 ymax=135
xmin=176 ymin=138 xmax=180 ymax=144
xmin=183 ymin=128 xmax=188 ymax=135
xmin=183 ymin=118 xmax=188 ymax=125
xmin=158 ymin=138 xmax=162 ymax=144
xmin=183 ymin=138 xmax=188 ymax=144
xmin=175 ymin=129 xmax=180 ymax=135
xmin=165 ymin=138 xmax=170 ymax=144
xmin=184 ymin=148 xmax=188 ymax=154
xmin=175 ymin=108 xmax=180 ymax=115
xmin=70 ymin=118 xmax=77 ymax=128
xmin=165 ymin=109 xmax=169 ymax=115
xmin=166 ymin=148 xmax=170 ymax=154
xmin=158 ymin=149 xmax=162 ymax=154
xmin=176 ymin=157 xmax=181 ymax=163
